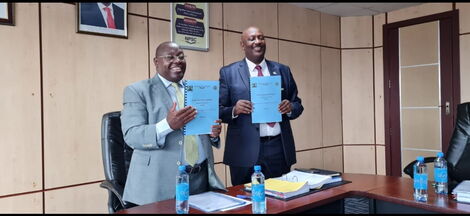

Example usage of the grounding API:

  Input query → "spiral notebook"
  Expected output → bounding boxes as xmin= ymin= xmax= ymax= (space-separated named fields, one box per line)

xmin=183 ymin=80 xmax=219 ymax=135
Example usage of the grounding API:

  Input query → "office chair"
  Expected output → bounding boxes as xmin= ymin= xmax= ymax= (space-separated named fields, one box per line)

xmin=99 ymin=111 xmax=134 ymax=213
xmin=403 ymin=102 xmax=470 ymax=193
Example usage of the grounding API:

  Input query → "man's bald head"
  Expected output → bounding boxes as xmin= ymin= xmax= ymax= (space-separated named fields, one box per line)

xmin=153 ymin=41 xmax=186 ymax=83
xmin=240 ymin=26 xmax=266 ymax=64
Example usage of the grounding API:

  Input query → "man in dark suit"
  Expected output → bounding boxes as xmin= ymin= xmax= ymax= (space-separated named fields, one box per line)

xmin=219 ymin=26 xmax=304 ymax=186
xmin=80 ymin=2 xmax=125 ymax=30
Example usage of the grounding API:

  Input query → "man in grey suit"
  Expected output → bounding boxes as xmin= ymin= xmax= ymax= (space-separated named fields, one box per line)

xmin=120 ymin=41 xmax=225 ymax=206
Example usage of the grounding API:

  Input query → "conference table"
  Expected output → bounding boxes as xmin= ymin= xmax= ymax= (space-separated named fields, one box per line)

xmin=116 ymin=173 xmax=470 ymax=214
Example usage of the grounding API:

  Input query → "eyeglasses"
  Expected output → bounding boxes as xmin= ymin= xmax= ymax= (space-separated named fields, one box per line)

xmin=157 ymin=54 xmax=187 ymax=61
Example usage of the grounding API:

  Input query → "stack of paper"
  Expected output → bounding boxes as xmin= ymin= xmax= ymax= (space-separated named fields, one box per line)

xmin=452 ymin=180 xmax=470 ymax=203
xmin=275 ymin=170 xmax=332 ymax=189
xmin=189 ymin=191 xmax=251 ymax=212
xmin=295 ymin=168 xmax=343 ymax=184
xmin=245 ymin=178 xmax=310 ymax=199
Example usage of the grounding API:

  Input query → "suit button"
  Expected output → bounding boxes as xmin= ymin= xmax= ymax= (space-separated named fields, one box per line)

xmin=177 ymin=161 xmax=181 ymax=166
xmin=179 ymin=141 xmax=183 ymax=145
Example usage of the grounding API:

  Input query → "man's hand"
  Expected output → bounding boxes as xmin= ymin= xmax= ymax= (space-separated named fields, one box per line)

xmin=234 ymin=100 xmax=252 ymax=116
xmin=278 ymin=99 xmax=292 ymax=114
xmin=210 ymin=119 xmax=222 ymax=138
xmin=167 ymin=102 xmax=197 ymax=130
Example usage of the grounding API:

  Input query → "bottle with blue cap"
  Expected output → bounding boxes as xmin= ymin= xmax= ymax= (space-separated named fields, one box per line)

xmin=413 ymin=156 xmax=428 ymax=202
xmin=434 ymin=152 xmax=448 ymax=194
xmin=251 ymin=165 xmax=266 ymax=214
xmin=176 ymin=165 xmax=189 ymax=214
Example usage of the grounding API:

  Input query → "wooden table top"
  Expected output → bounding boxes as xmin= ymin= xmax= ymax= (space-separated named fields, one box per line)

xmin=116 ymin=173 xmax=470 ymax=214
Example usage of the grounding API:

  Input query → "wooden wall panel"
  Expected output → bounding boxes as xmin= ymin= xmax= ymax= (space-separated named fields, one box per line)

xmin=209 ymin=3 xmax=222 ymax=29
xmin=376 ymin=145 xmax=386 ymax=175
xmin=223 ymin=31 xmax=278 ymax=67
xmin=322 ymin=146 xmax=343 ymax=173
xmin=184 ymin=29 xmax=223 ymax=81
xmin=457 ymin=3 xmax=470 ymax=34
xmin=374 ymin=48 xmax=385 ymax=144
xmin=279 ymin=41 xmax=322 ymax=151
xmin=460 ymin=35 xmax=470 ymax=103
xmin=321 ymin=13 xmax=341 ymax=48
xmin=128 ymin=2 xmax=147 ymax=16
xmin=374 ymin=14 xmax=385 ymax=47
xmin=149 ymin=19 xmax=171 ymax=77
xmin=341 ymin=49 xmax=374 ymax=144
xmin=343 ymin=145 xmax=376 ymax=174
xmin=149 ymin=3 xmax=169 ymax=20
xmin=321 ymin=48 xmax=342 ymax=147
xmin=278 ymin=3 xmax=320 ymax=44
xmin=387 ymin=3 xmax=452 ymax=24
xmin=41 ymin=3 xmax=149 ymax=188
xmin=45 ymin=183 xmax=107 ymax=213
xmin=0 ymin=2 xmax=42 ymax=196
xmin=341 ymin=16 xmax=372 ymax=48
xmin=223 ymin=3 xmax=278 ymax=38
xmin=292 ymin=149 xmax=323 ymax=170
xmin=0 ymin=193 xmax=42 ymax=213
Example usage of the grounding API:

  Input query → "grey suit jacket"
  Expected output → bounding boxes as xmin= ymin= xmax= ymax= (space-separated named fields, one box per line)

xmin=121 ymin=75 xmax=225 ymax=205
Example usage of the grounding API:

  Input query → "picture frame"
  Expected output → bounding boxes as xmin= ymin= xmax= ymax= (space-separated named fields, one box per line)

xmin=0 ymin=2 xmax=14 ymax=26
xmin=77 ymin=2 xmax=128 ymax=38
xmin=171 ymin=3 xmax=209 ymax=51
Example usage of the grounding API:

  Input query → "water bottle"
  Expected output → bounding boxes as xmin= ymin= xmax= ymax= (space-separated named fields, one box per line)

xmin=251 ymin=165 xmax=266 ymax=214
xmin=176 ymin=165 xmax=189 ymax=214
xmin=434 ymin=152 xmax=448 ymax=195
xmin=413 ymin=156 xmax=428 ymax=202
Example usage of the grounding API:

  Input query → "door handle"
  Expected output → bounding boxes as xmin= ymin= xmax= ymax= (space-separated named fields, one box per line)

xmin=445 ymin=101 xmax=450 ymax=115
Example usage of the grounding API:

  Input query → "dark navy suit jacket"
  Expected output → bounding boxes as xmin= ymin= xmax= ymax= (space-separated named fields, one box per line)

xmin=80 ymin=3 xmax=124 ymax=30
xmin=219 ymin=59 xmax=304 ymax=167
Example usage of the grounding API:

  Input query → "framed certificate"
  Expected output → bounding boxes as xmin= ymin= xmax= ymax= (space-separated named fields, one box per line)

xmin=171 ymin=3 xmax=209 ymax=51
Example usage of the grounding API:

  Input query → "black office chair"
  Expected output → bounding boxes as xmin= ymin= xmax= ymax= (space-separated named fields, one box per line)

xmin=403 ymin=102 xmax=470 ymax=193
xmin=99 ymin=111 xmax=134 ymax=213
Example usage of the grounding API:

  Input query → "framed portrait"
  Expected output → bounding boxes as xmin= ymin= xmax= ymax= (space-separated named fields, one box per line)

xmin=0 ymin=2 xmax=14 ymax=26
xmin=171 ymin=3 xmax=209 ymax=51
xmin=77 ymin=2 xmax=127 ymax=38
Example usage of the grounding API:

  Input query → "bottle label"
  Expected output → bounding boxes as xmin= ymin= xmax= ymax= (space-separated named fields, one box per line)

xmin=414 ymin=173 xmax=428 ymax=190
xmin=252 ymin=184 xmax=265 ymax=202
xmin=176 ymin=183 xmax=189 ymax=201
xmin=435 ymin=168 xmax=448 ymax=183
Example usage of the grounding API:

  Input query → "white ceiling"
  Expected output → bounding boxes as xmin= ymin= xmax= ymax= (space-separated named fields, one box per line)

xmin=290 ymin=3 xmax=423 ymax=17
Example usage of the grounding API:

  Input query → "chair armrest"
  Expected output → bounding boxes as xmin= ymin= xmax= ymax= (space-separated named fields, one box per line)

xmin=403 ymin=156 xmax=436 ymax=178
xmin=99 ymin=180 xmax=126 ymax=208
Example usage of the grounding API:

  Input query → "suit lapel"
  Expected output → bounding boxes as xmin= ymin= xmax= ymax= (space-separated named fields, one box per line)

xmin=151 ymin=75 xmax=173 ymax=112
xmin=266 ymin=59 xmax=279 ymax=76
xmin=238 ymin=60 xmax=250 ymax=89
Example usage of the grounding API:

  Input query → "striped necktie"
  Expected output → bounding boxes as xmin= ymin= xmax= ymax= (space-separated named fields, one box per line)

xmin=172 ymin=82 xmax=199 ymax=166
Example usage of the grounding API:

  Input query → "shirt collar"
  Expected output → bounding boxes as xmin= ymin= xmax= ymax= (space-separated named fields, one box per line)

xmin=157 ymin=73 xmax=183 ymax=88
xmin=245 ymin=58 xmax=267 ymax=73
xmin=98 ymin=2 xmax=113 ymax=11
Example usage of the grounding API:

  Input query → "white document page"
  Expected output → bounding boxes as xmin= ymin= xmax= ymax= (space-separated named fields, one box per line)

xmin=189 ymin=191 xmax=251 ymax=212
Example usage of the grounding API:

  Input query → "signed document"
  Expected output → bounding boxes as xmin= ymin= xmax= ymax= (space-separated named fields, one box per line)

xmin=183 ymin=80 xmax=219 ymax=135
xmin=250 ymin=76 xmax=282 ymax=124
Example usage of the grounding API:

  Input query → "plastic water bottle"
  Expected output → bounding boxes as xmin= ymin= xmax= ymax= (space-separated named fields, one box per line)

xmin=176 ymin=165 xmax=189 ymax=214
xmin=251 ymin=165 xmax=266 ymax=214
xmin=434 ymin=152 xmax=448 ymax=195
xmin=413 ymin=156 xmax=428 ymax=202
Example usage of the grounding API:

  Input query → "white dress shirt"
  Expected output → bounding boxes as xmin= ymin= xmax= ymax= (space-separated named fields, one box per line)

xmin=243 ymin=58 xmax=281 ymax=137
xmin=155 ymin=74 xmax=206 ymax=165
